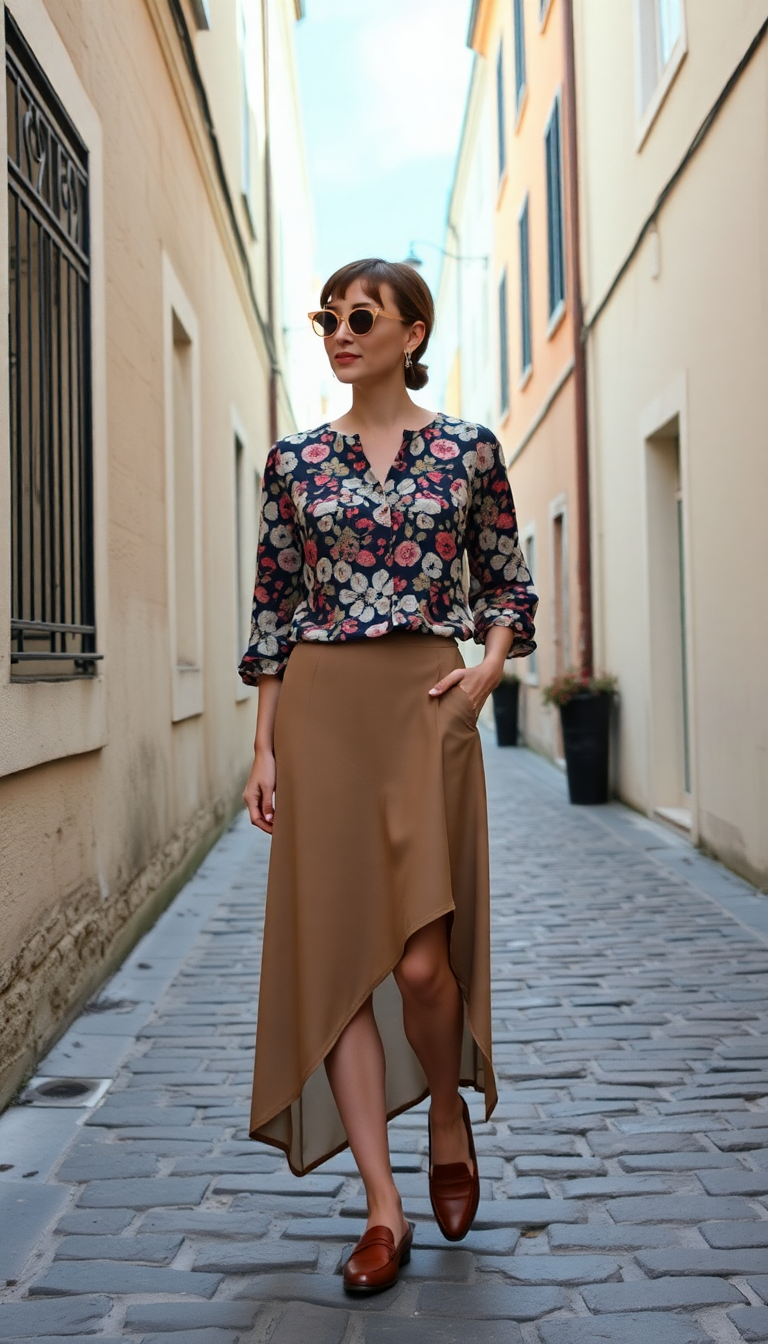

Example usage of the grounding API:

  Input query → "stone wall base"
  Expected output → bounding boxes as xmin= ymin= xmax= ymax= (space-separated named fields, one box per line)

xmin=0 ymin=786 xmax=245 ymax=1112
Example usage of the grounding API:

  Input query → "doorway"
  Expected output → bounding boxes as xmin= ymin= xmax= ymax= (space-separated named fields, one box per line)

xmin=646 ymin=417 xmax=692 ymax=827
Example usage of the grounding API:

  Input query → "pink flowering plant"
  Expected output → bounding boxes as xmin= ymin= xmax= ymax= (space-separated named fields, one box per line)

xmin=542 ymin=668 xmax=617 ymax=708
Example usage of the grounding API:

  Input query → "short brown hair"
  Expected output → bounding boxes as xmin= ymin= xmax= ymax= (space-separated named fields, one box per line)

xmin=319 ymin=258 xmax=435 ymax=391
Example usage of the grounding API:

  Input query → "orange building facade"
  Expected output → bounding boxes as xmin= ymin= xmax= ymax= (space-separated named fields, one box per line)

xmin=468 ymin=0 xmax=588 ymax=759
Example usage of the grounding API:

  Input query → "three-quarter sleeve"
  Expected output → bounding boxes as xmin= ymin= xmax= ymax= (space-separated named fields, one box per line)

xmin=238 ymin=444 xmax=304 ymax=684
xmin=465 ymin=433 xmax=538 ymax=657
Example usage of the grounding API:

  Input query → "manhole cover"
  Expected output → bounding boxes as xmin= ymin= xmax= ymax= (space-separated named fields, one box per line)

xmin=35 ymin=1079 xmax=90 ymax=1099
xmin=20 ymin=1076 xmax=112 ymax=1108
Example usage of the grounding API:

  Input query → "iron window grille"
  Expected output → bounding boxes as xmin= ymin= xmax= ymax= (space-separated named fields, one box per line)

xmin=6 ymin=11 xmax=99 ymax=679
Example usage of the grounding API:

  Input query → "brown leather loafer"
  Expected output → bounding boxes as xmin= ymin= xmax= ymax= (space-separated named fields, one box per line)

xmin=428 ymin=1096 xmax=480 ymax=1241
xmin=342 ymin=1221 xmax=414 ymax=1295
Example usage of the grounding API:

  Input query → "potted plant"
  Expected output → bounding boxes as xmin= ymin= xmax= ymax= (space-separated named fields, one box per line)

xmin=542 ymin=669 xmax=618 ymax=804
xmin=491 ymin=665 xmax=521 ymax=747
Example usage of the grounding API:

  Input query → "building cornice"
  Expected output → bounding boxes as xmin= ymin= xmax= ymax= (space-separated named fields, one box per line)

xmin=468 ymin=0 xmax=493 ymax=56
xmin=142 ymin=0 xmax=274 ymax=373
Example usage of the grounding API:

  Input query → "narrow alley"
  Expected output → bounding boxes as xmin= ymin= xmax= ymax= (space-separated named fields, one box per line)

xmin=1 ymin=735 xmax=767 ymax=1344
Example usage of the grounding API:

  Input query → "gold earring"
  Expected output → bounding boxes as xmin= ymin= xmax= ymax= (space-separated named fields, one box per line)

xmin=404 ymin=350 xmax=413 ymax=369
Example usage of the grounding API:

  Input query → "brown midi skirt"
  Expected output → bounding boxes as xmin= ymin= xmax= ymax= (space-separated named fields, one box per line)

xmin=250 ymin=630 xmax=497 ymax=1174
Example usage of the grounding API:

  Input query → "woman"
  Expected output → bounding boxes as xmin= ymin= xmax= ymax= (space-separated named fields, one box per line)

xmin=239 ymin=258 xmax=537 ymax=1296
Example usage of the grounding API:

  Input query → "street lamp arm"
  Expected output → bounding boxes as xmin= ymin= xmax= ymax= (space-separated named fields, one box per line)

xmin=407 ymin=239 xmax=488 ymax=268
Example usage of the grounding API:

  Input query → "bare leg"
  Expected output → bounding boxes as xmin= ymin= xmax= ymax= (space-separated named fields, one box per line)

xmin=394 ymin=918 xmax=472 ymax=1170
xmin=324 ymin=997 xmax=408 ymax=1242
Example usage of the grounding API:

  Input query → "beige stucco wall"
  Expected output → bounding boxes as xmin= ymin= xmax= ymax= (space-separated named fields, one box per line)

xmin=0 ymin=0 xmax=314 ymax=1106
xmin=576 ymin=1 xmax=768 ymax=886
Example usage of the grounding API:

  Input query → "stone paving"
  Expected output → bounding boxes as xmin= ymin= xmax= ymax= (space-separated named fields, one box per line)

xmin=1 ymin=739 xmax=768 ymax=1343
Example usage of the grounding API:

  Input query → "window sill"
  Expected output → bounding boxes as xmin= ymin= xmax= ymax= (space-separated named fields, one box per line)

xmin=498 ymin=406 xmax=511 ymax=430
xmin=519 ymin=363 xmax=533 ymax=391
xmin=496 ymin=169 xmax=508 ymax=211
xmin=546 ymin=299 xmax=566 ymax=341
xmin=514 ymin=84 xmax=528 ymax=135
xmin=0 ymin=671 xmax=107 ymax=777
xmin=636 ymin=36 xmax=687 ymax=151
xmin=538 ymin=0 xmax=554 ymax=32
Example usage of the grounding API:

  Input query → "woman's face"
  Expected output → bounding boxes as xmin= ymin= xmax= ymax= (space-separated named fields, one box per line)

xmin=321 ymin=278 xmax=425 ymax=386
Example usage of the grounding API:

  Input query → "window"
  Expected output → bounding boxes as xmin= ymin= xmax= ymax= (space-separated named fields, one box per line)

xmin=522 ymin=526 xmax=537 ymax=683
xmin=239 ymin=2 xmax=255 ymax=236
xmin=635 ymin=0 xmax=686 ymax=135
xmin=171 ymin=314 xmax=198 ymax=671
xmin=496 ymin=42 xmax=506 ymax=179
xmin=190 ymin=0 xmax=211 ymax=29
xmin=658 ymin=0 xmax=682 ymax=65
xmin=518 ymin=196 xmax=532 ymax=377
xmin=235 ymin=434 xmax=246 ymax=662
xmin=6 ymin=12 xmax=98 ymax=681
xmin=544 ymin=94 xmax=566 ymax=323
xmin=513 ymin=0 xmax=526 ymax=110
xmin=550 ymin=499 xmax=569 ymax=676
xmin=498 ymin=271 xmax=510 ymax=416
xmin=163 ymin=256 xmax=203 ymax=722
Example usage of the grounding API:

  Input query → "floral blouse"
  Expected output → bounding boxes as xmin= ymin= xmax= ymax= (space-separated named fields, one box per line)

xmin=238 ymin=413 xmax=538 ymax=682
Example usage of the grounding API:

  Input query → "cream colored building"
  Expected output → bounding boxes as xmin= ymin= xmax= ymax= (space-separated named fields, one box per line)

xmin=575 ymin=0 xmax=768 ymax=886
xmin=0 ymin=0 xmax=319 ymax=1108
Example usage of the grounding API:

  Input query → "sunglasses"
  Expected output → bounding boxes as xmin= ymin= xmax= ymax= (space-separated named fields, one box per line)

xmin=308 ymin=306 xmax=405 ymax=338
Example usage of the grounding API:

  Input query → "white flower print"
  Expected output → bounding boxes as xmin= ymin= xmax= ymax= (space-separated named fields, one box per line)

xmin=373 ymin=503 xmax=391 ymax=526
xmin=399 ymin=594 xmax=418 ymax=614
xmin=479 ymin=528 xmax=498 ymax=552
xmin=462 ymin=450 xmax=478 ymax=472
xmin=314 ymin=498 xmax=339 ymax=517
xmin=333 ymin=560 xmax=352 ymax=582
xmin=371 ymin=570 xmax=392 ymax=594
xmin=397 ymin=478 xmax=416 ymax=495
xmin=366 ymin=621 xmax=390 ymax=637
xmin=264 ymin=501 xmax=279 ymax=521
xmin=283 ymin=432 xmax=309 ymax=445
xmin=275 ymin=450 xmax=297 ymax=475
xmin=413 ymin=497 xmax=442 ymax=515
xmin=350 ymin=572 xmax=368 ymax=594
xmin=422 ymin=552 xmax=443 ymax=579
xmin=318 ymin=515 xmax=334 ymax=533
xmin=270 ymin=524 xmax=293 ymax=549
xmin=316 ymin=557 xmax=332 ymax=582
xmin=257 ymin=610 xmax=278 ymax=632
xmin=455 ymin=422 xmax=479 ymax=441
xmin=417 ymin=512 xmax=436 ymax=530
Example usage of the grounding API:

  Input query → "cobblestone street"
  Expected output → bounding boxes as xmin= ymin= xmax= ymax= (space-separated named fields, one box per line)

xmin=2 ymin=737 xmax=768 ymax=1344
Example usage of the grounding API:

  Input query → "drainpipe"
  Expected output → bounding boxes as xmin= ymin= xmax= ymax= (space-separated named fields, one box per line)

xmin=562 ymin=0 xmax=593 ymax=676
xmin=261 ymin=0 xmax=279 ymax=444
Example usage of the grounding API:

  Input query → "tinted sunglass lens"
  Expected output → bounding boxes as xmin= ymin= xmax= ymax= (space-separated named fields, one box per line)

xmin=349 ymin=308 xmax=375 ymax=335
xmin=312 ymin=311 xmax=338 ymax=337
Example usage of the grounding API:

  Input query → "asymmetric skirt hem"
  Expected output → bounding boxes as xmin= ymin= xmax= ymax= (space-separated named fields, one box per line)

xmin=249 ymin=631 xmax=497 ymax=1175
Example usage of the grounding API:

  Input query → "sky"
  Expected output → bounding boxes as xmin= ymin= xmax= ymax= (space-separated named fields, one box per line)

xmin=294 ymin=0 xmax=475 ymax=305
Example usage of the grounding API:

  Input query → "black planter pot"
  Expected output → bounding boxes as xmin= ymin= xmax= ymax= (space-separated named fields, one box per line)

xmin=559 ymin=692 xmax=612 ymax=804
xmin=492 ymin=680 xmax=520 ymax=747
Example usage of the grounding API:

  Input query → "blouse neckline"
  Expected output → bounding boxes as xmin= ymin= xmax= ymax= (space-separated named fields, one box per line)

xmin=321 ymin=413 xmax=445 ymax=491
xmin=321 ymin=411 xmax=445 ymax=445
